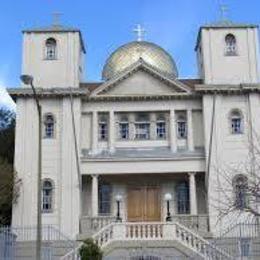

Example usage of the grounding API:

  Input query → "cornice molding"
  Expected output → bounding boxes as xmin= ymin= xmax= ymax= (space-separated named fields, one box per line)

xmin=195 ymin=83 xmax=260 ymax=94
xmin=90 ymin=59 xmax=192 ymax=97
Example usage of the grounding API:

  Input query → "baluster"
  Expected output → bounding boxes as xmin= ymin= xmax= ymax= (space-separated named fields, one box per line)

xmin=146 ymin=224 xmax=148 ymax=238
xmin=137 ymin=224 xmax=140 ymax=238
xmin=151 ymin=224 xmax=155 ymax=238
xmin=156 ymin=224 xmax=159 ymax=238
xmin=126 ymin=225 xmax=129 ymax=238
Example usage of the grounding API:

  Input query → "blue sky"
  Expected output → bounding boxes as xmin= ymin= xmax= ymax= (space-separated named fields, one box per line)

xmin=0 ymin=0 xmax=259 ymax=107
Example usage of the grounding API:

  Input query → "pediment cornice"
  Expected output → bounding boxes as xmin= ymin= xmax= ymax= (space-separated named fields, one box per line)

xmin=90 ymin=59 xmax=193 ymax=97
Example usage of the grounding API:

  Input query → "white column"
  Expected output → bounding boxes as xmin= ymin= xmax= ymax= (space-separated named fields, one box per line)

xmin=169 ymin=110 xmax=177 ymax=152
xmin=150 ymin=112 xmax=157 ymax=140
xmin=187 ymin=109 xmax=194 ymax=151
xmin=109 ymin=110 xmax=115 ymax=153
xmin=92 ymin=174 xmax=99 ymax=217
xmin=129 ymin=113 xmax=135 ymax=140
xmin=188 ymin=172 xmax=197 ymax=215
xmin=91 ymin=111 xmax=98 ymax=154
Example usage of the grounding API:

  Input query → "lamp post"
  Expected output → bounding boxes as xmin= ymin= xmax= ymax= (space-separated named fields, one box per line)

xmin=115 ymin=194 xmax=123 ymax=222
xmin=164 ymin=193 xmax=172 ymax=222
xmin=20 ymin=75 xmax=42 ymax=260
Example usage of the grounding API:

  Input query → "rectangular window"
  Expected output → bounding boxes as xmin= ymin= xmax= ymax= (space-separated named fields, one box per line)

xmin=45 ymin=123 xmax=54 ymax=138
xmin=231 ymin=118 xmax=242 ymax=134
xmin=98 ymin=122 xmax=108 ymax=140
xmin=156 ymin=121 xmax=166 ymax=139
xmin=135 ymin=123 xmax=150 ymax=140
xmin=42 ymin=192 xmax=52 ymax=213
xmin=98 ymin=183 xmax=111 ymax=215
xmin=177 ymin=121 xmax=187 ymax=139
xmin=46 ymin=46 xmax=56 ymax=60
xmin=119 ymin=122 xmax=129 ymax=140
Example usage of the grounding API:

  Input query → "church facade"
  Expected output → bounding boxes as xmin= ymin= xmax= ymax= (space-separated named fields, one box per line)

xmin=9 ymin=19 xmax=260 ymax=257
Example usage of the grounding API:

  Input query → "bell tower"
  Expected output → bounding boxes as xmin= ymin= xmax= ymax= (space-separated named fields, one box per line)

xmin=22 ymin=19 xmax=85 ymax=88
xmin=196 ymin=21 xmax=259 ymax=84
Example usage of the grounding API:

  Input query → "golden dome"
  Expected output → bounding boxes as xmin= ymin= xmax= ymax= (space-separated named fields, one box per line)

xmin=102 ymin=41 xmax=178 ymax=81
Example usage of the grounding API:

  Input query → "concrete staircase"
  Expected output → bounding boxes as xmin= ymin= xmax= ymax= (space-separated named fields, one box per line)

xmin=61 ymin=222 xmax=234 ymax=260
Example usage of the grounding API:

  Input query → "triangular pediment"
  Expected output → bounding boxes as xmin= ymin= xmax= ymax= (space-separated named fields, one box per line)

xmin=90 ymin=60 xmax=192 ymax=97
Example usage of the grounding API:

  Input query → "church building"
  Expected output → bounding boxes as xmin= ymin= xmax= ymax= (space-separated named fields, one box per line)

xmin=9 ymin=18 xmax=260 ymax=258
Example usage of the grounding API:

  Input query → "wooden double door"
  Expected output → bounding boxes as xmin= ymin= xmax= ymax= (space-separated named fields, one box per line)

xmin=127 ymin=186 xmax=161 ymax=222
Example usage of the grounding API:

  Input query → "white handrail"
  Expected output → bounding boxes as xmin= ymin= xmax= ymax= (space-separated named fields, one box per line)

xmin=174 ymin=222 xmax=233 ymax=259
xmin=60 ymin=221 xmax=234 ymax=260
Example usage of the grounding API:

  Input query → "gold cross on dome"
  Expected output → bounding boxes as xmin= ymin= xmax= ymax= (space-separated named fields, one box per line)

xmin=220 ymin=4 xmax=229 ymax=21
xmin=52 ymin=12 xmax=62 ymax=26
xmin=133 ymin=24 xmax=146 ymax=42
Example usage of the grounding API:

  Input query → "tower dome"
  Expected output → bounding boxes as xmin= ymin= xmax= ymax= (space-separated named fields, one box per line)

xmin=102 ymin=41 xmax=178 ymax=81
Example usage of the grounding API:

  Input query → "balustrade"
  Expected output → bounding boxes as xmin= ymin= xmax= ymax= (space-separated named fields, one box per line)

xmin=64 ymin=221 xmax=233 ymax=259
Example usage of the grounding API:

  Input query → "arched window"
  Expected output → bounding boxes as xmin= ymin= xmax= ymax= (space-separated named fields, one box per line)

xmin=98 ymin=114 xmax=108 ymax=141
xmin=176 ymin=181 xmax=190 ymax=214
xmin=156 ymin=114 xmax=166 ymax=139
xmin=42 ymin=179 xmax=54 ymax=213
xmin=230 ymin=110 xmax=243 ymax=134
xmin=225 ymin=34 xmax=237 ymax=56
xmin=177 ymin=115 xmax=187 ymax=139
xmin=45 ymin=38 xmax=57 ymax=60
xmin=43 ymin=114 xmax=55 ymax=138
xmin=98 ymin=182 xmax=112 ymax=215
xmin=233 ymin=175 xmax=248 ymax=210
xmin=119 ymin=115 xmax=129 ymax=140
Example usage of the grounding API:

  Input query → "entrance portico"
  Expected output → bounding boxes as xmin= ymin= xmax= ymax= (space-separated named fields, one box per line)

xmin=80 ymin=172 xmax=209 ymax=238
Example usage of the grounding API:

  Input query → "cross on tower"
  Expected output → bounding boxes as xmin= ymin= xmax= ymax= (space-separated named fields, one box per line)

xmin=52 ymin=12 xmax=62 ymax=27
xmin=220 ymin=4 xmax=229 ymax=21
xmin=133 ymin=24 xmax=146 ymax=42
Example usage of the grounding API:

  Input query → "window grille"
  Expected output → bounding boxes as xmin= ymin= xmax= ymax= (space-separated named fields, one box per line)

xmin=98 ymin=115 xmax=108 ymax=141
xmin=44 ymin=114 xmax=55 ymax=138
xmin=135 ymin=123 xmax=150 ymax=140
xmin=45 ymin=38 xmax=57 ymax=60
xmin=176 ymin=182 xmax=190 ymax=214
xmin=98 ymin=182 xmax=112 ymax=215
xmin=233 ymin=175 xmax=248 ymax=210
xmin=156 ymin=121 xmax=166 ymax=139
xmin=225 ymin=34 xmax=237 ymax=56
xmin=42 ymin=180 xmax=53 ymax=213
xmin=119 ymin=122 xmax=129 ymax=140
xmin=230 ymin=110 xmax=243 ymax=134
xmin=177 ymin=116 xmax=187 ymax=139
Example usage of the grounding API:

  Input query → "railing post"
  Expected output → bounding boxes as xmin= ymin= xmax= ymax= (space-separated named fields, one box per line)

xmin=113 ymin=223 xmax=126 ymax=240
xmin=163 ymin=223 xmax=175 ymax=240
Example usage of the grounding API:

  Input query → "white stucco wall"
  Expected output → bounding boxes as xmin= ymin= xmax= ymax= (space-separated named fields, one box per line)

xmin=203 ymin=93 xmax=260 ymax=235
xmin=198 ymin=27 xmax=259 ymax=84
xmin=12 ymin=97 xmax=81 ymax=239
xmin=22 ymin=31 xmax=84 ymax=88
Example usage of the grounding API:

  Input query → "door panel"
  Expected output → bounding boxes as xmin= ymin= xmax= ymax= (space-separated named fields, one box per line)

xmin=145 ymin=186 xmax=161 ymax=221
xmin=127 ymin=187 xmax=144 ymax=221
xmin=127 ymin=186 xmax=161 ymax=222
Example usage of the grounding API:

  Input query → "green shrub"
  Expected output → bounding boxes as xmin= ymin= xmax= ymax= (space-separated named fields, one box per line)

xmin=79 ymin=238 xmax=103 ymax=260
